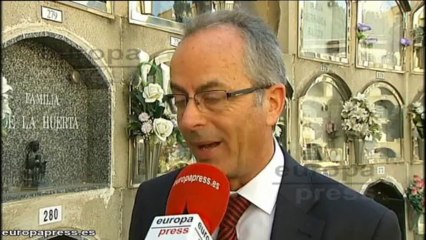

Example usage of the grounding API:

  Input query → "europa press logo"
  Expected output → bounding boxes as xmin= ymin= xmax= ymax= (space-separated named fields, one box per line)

xmin=147 ymin=214 xmax=211 ymax=240
xmin=85 ymin=47 xmax=141 ymax=68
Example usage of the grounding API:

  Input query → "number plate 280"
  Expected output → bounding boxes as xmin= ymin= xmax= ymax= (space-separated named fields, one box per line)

xmin=39 ymin=206 xmax=62 ymax=225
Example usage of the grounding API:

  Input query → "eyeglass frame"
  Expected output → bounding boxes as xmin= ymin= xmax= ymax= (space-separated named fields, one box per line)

xmin=164 ymin=85 xmax=273 ymax=113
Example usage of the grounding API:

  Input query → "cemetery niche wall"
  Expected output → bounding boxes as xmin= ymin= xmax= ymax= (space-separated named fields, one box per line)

xmin=299 ymin=73 xmax=351 ymax=167
xmin=1 ymin=34 xmax=111 ymax=202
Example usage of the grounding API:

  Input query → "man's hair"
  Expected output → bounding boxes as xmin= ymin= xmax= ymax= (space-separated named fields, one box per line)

xmin=182 ymin=10 xmax=287 ymax=90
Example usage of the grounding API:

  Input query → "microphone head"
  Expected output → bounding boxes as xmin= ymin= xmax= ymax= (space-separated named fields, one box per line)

xmin=166 ymin=163 xmax=230 ymax=234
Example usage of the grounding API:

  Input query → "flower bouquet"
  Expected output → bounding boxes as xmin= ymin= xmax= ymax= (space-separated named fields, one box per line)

xmin=341 ymin=93 xmax=383 ymax=164
xmin=409 ymin=101 xmax=424 ymax=139
xmin=274 ymin=117 xmax=286 ymax=138
xmin=128 ymin=50 xmax=177 ymax=142
xmin=406 ymin=175 xmax=425 ymax=214
xmin=128 ymin=50 xmax=184 ymax=179
xmin=357 ymin=23 xmax=377 ymax=48
xmin=401 ymin=37 xmax=413 ymax=47
xmin=341 ymin=93 xmax=382 ymax=141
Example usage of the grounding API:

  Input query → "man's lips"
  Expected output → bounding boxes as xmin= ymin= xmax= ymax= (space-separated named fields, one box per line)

xmin=190 ymin=141 xmax=222 ymax=161
xmin=194 ymin=141 xmax=221 ymax=149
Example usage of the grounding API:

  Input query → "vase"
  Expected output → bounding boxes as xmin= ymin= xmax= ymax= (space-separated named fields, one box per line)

xmin=417 ymin=138 xmax=424 ymax=160
xmin=414 ymin=212 xmax=424 ymax=238
xmin=353 ymin=138 xmax=367 ymax=164
xmin=407 ymin=195 xmax=425 ymax=238
xmin=143 ymin=137 xmax=163 ymax=180
xmin=134 ymin=136 xmax=163 ymax=181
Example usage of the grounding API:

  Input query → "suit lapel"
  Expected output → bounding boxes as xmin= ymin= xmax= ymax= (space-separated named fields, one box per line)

xmin=270 ymin=151 xmax=325 ymax=240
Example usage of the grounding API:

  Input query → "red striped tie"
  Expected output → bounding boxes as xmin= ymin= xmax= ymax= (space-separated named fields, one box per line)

xmin=217 ymin=194 xmax=251 ymax=240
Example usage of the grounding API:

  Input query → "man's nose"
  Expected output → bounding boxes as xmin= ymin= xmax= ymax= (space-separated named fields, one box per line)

xmin=178 ymin=100 xmax=207 ymax=130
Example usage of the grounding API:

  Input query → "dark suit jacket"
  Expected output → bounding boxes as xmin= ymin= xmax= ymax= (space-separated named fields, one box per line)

xmin=129 ymin=150 xmax=401 ymax=240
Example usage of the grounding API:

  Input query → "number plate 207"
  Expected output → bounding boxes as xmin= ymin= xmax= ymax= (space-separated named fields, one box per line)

xmin=39 ymin=206 xmax=62 ymax=225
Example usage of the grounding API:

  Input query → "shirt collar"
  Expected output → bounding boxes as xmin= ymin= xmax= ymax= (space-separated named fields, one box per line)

xmin=234 ymin=138 xmax=284 ymax=214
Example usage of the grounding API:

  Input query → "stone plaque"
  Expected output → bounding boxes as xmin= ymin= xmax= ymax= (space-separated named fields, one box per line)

xmin=2 ymin=39 xmax=110 ymax=202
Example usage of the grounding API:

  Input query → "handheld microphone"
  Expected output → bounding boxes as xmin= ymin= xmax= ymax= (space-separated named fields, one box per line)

xmin=145 ymin=163 xmax=230 ymax=239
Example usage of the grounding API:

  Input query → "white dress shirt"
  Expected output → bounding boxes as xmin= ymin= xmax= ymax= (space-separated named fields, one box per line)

xmin=213 ymin=138 xmax=285 ymax=240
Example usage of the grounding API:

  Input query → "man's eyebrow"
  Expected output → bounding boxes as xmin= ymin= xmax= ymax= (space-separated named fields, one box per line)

xmin=197 ymin=80 xmax=227 ymax=92
xmin=170 ymin=82 xmax=186 ymax=93
xmin=170 ymin=80 xmax=228 ymax=94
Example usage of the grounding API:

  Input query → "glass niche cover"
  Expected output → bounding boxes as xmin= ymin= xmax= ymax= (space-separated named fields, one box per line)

xmin=71 ymin=1 xmax=112 ymax=13
xmin=410 ymin=92 xmax=424 ymax=161
xmin=412 ymin=4 xmax=424 ymax=72
xmin=363 ymin=84 xmax=403 ymax=163
xmin=356 ymin=1 xmax=403 ymax=71
xmin=299 ymin=79 xmax=348 ymax=166
xmin=298 ymin=1 xmax=349 ymax=63
xmin=133 ymin=1 xmax=237 ymax=28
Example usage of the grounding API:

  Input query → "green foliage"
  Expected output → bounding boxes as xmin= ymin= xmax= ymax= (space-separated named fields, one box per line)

xmin=407 ymin=175 xmax=425 ymax=214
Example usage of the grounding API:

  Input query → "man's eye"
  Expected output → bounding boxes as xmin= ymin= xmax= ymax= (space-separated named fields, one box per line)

xmin=173 ymin=96 xmax=187 ymax=107
xmin=203 ymin=93 xmax=225 ymax=104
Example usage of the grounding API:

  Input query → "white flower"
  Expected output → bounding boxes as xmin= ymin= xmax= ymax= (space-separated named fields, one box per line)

xmin=153 ymin=118 xmax=174 ymax=141
xmin=368 ymin=116 xmax=377 ymax=125
xmin=416 ymin=105 xmax=424 ymax=115
xmin=138 ymin=112 xmax=150 ymax=122
xmin=137 ymin=50 xmax=152 ymax=86
xmin=2 ymin=76 xmax=13 ymax=120
xmin=410 ymin=101 xmax=424 ymax=139
xmin=353 ymin=123 xmax=363 ymax=132
xmin=143 ymin=83 xmax=164 ymax=103
xmin=342 ymin=101 xmax=353 ymax=112
xmin=364 ymin=134 xmax=373 ymax=141
xmin=353 ymin=92 xmax=366 ymax=101
xmin=360 ymin=124 xmax=370 ymax=136
xmin=137 ymin=49 xmax=150 ymax=63
xmin=353 ymin=106 xmax=367 ymax=120
xmin=2 ymin=98 xmax=12 ymax=120
xmin=132 ymin=75 xmax=143 ymax=88
xmin=2 ymin=76 xmax=13 ymax=95
xmin=413 ymin=101 xmax=422 ymax=109
xmin=366 ymin=102 xmax=375 ymax=112
xmin=171 ymin=118 xmax=178 ymax=128
xmin=341 ymin=94 xmax=382 ymax=140
xmin=141 ymin=121 xmax=153 ymax=134
xmin=274 ymin=125 xmax=282 ymax=137
xmin=410 ymin=102 xmax=424 ymax=119
xmin=160 ymin=63 xmax=170 ymax=94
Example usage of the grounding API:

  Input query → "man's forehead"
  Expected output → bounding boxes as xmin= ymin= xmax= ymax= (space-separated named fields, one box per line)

xmin=169 ymin=24 xmax=248 ymax=92
xmin=171 ymin=29 xmax=245 ymax=71
xmin=170 ymin=79 xmax=229 ymax=94
xmin=185 ymin=23 xmax=243 ymax=41
xmin=175 ymin=25 xmax=244 ymax=54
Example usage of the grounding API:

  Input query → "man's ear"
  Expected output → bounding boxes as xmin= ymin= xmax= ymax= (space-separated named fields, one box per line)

xmin=265 ymin=84 xmax=286 ymax=126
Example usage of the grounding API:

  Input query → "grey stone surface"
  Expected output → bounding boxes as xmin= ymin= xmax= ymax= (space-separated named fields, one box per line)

xmin=1 ymin=39 xmax=111 ymax=202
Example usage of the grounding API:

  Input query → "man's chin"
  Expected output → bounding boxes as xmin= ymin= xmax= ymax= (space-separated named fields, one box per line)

xmin=195 ymin=158 xmax=216 ymax=166
xmin=195 ymin=159 xmax=224 ymax=170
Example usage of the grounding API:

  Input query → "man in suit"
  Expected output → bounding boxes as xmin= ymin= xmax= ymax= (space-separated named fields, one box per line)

xmin=129 ymin=10 xmax=401 ymax=240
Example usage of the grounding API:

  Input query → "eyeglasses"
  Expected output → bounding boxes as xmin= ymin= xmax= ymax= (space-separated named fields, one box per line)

xmin=164 ymin=85 xmax=271 ymax=114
